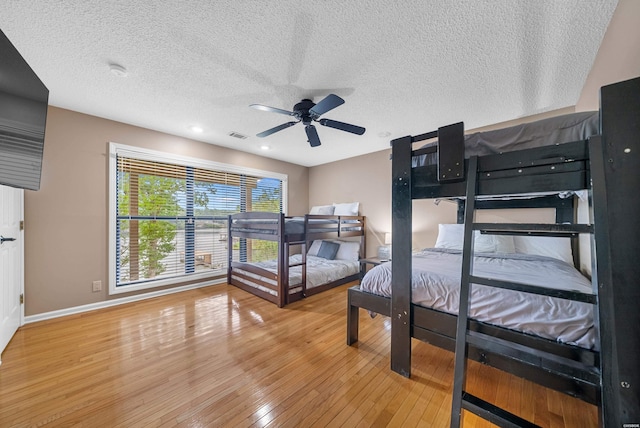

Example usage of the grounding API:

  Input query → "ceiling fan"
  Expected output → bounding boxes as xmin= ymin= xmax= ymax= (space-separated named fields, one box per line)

xmin=250 ymin=94 xmax=365 ymax=147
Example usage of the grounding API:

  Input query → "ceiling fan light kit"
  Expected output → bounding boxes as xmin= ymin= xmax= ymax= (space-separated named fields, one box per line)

xmin=250 ymin=94 xmax=365 ymax=147
xmin=108 ymin=63 xmax=128 ymax=77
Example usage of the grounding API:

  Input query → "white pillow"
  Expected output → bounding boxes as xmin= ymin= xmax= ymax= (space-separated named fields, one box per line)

xmin=514 ymin=236 xmax=573 ymax=265
xmin=434 ymin=224 xmax=515 ymax=253
xmin=334 ymin=240 xmax=361 ymax=261
xmin=308 ymin=240 xmax=323 ymax=256
xmin=333 ymin=202 xmax=359 ymax=216
xmin=309 ymin=204 xmax=335 ymax=215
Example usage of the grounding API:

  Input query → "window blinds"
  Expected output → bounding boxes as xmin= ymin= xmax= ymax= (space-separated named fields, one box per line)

xmin=115 ymin=155 xmax=282 ymax=287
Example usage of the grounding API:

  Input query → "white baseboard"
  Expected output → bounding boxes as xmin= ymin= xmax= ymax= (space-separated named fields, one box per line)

xmin=24 ymin=278 xmax=226 ymax=324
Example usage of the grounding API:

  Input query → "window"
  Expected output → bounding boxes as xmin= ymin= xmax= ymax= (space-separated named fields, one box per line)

xmin=109 ymin=143 xmax=287 ymax=294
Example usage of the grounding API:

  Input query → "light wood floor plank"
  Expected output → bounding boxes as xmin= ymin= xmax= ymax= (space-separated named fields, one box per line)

xmin=0 ymin=282 xmax=598 ymax=427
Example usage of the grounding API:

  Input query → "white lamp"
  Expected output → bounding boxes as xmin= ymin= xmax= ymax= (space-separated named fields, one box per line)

xmin=378 ymin=232 xmax=392 ymax=260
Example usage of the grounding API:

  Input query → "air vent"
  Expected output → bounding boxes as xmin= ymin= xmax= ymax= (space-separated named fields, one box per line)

xmin=228 ymin=131 xmax=248 ymax=140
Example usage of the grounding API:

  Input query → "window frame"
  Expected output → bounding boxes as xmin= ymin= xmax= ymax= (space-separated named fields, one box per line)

xmin=108 ymin=142 xmax=288 ymax=295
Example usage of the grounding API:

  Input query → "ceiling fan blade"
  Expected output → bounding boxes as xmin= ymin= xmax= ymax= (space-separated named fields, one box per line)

xmin=256 ymin=121 xmax=299 ymax=138
xmin=305 ymin=125 xmax=321 ymax=147
xmin=309 ymin=94 xmax=344 ymax=118
xmin=318 ymin=118 xmax=366 ymax=135
xmin=250 ymin=103 xmax=296 ymax=117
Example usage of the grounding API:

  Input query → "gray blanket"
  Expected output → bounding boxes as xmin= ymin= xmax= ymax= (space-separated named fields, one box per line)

xmin=360 ymin=248 xmax=596 ymax=349
xmin=413 ymin=111 xmax=599 ymax=166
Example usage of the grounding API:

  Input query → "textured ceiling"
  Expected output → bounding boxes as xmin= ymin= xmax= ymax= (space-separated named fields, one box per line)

xmin=0 ymin=1 xmax=618 ymax=167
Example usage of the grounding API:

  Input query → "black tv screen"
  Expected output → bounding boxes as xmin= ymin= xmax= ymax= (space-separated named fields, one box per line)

xmin=0 ymin=29 xmax=48 ymax=191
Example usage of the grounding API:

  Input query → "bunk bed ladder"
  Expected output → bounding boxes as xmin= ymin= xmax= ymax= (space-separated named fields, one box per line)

xmin=450 ymin=156 xmax=598 ymax=428
xmin=287 ymin=240 xmax=307 ymax=301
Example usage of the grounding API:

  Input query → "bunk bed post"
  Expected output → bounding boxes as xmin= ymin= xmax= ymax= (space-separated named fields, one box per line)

xmin=227 ymin=215 xmax=232 ymax=285
xmin=277 ymin=213 xmax=287 ymax=308
xmin=437 ymin=122 xmax=465 ymax=182
xmin=301 ymin=240 xmax=307 ymax=297
xmin=456 ymin=201 xmax=465 ymax=224
xmin=591 ymin=76 xmax=640 ymax=427
xmin=302 ymin=216 xmax=309 ymax=298
xmin=391 ymin=135 xmax=413 ymax=377
xmin=360 ymin=216 xmax=366 ymax=260
xmin=554 ymin=196 xmax=580 ymax=269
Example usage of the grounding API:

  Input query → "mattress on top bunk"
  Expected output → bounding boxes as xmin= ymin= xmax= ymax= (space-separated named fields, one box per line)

xmin=232 ymin=254 xmax=359 ymax=296
xmin=360 ymin=248 xmax=596 ymax=349
xmin=231 ymin=216 xmax=361 ymax=236
xmin=413 ymin=111 xmax=599 ymax=167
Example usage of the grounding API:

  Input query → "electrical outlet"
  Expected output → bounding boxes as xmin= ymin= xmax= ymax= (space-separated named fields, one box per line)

xmin=92 ymin=280 xmax=102 ymax=292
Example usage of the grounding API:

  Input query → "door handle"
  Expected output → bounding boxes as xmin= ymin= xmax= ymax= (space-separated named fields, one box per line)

xmin=0 ymin=236 xmax=16 ymax=244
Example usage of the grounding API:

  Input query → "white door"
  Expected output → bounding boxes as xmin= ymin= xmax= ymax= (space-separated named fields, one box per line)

xmin=0 ymin=184 xmax=23 ymax=363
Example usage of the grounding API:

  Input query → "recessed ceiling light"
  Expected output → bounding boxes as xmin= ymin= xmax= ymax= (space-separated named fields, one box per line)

xmin=189 ymin=125 xmax=203 ymax=133
xmin=109 ymin=63 xmax=128 ymax=77
xmin=260 ymin=144 xmax=270 ymax=151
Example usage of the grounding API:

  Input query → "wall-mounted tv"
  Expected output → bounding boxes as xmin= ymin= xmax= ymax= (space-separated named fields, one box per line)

xmin=0 ymin=28 xmax=49 ymax=191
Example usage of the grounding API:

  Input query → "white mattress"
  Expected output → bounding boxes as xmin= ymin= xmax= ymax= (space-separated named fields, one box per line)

xmin=233 ymin=254 xmax=359 ymax=296
xmin=360 ymin=249 xmax=596 ymax=349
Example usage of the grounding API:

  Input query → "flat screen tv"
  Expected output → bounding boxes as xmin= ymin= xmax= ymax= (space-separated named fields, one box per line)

xmin=0 ymin=28 xmax=49 ymax=191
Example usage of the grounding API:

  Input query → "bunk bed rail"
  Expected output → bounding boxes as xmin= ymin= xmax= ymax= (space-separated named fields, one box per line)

xmin=229 ymin=212 xmax=290 ymax=240
xmin=229 ymin=213 xmax=365 ymax=242
xmin=305 ymin=215 xmax=366 ymax=241
xmin=412 ymin=139 xmax=590 ymax=199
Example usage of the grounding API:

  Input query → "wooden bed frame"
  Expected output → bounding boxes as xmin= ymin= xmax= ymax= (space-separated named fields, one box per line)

xmin=347 ymin=77 xmax=640 ymax=427
xmin=228 ymin=212 xmax=365 ymax=307
xmin=348 ymin=195 xmax=600 ymax=402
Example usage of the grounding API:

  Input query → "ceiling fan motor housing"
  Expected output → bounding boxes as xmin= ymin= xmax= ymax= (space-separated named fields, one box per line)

xmin=294 ymin=99 xmax=315 ymax=124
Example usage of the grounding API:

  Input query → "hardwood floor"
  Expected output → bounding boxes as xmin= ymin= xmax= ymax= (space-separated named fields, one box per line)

xmin=0 ymin=283 xmax=598 ymax=427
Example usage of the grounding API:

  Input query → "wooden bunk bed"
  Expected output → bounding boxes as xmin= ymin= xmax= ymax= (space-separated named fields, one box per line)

xmin=346 ymin=77 xmax=640 ymax=427
xmin=228 ymin=212 xmax=365 ymax=307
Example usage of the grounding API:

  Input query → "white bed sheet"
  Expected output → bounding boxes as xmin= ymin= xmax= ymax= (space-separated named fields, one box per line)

xmin=360 ymin=248 xmax=596 ymax=349
xmin=233 ymin=254 xmax=359 ymax=296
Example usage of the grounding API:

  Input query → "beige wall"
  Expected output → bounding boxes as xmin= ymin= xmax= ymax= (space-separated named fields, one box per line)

xmin=24 ymin=107 xmax=308 ymax=316
xmin=309 ymin=149 xmax=456 ymax=258
xmin=576 ymin=0 xmax=640 ymax=111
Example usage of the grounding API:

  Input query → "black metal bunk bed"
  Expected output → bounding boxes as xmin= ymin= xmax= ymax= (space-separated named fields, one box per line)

xmin=346 ymin=77 xmax=640 ymax=427
xmin=228 ymin=212 xmax=365 ymax=307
